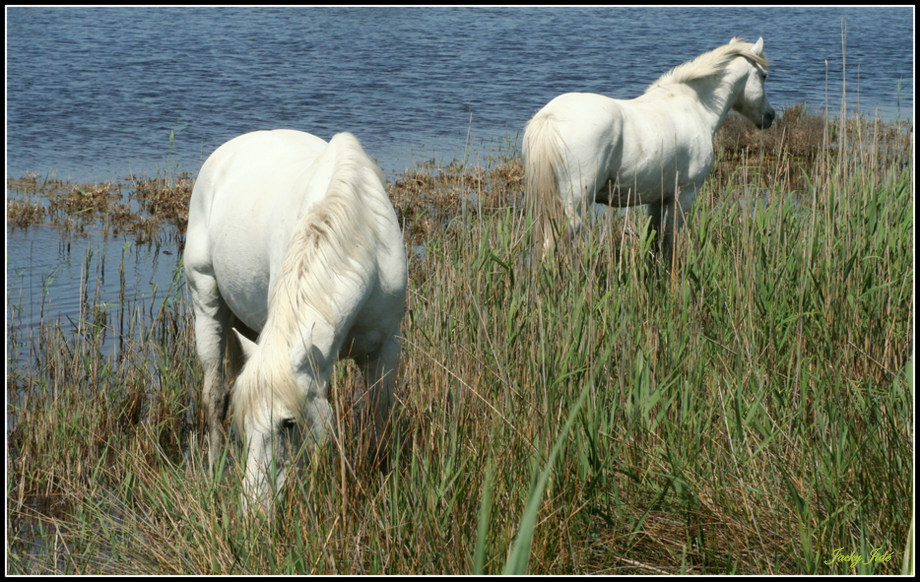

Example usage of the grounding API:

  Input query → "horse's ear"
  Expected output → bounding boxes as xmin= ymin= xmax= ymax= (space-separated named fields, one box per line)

xmin=233 ymin=327 xmax=257 ymax=361
xmin=752 ymin=37 xmax=764 ymax=55
xmin=296 ymin=323 xmax=324 ymax=377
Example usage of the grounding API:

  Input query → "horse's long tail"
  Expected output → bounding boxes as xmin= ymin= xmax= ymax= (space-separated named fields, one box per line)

xmin=523 ymin=111 xmax=565 ymax=257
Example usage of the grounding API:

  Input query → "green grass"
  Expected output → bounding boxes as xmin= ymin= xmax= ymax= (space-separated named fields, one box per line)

xmin=6 ymin=108 xmax=913 ymax=574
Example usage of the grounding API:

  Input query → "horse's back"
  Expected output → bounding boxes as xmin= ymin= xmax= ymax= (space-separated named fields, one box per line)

xmin=192 ymin=129 xmax=328 ymax=224
xmin=530 ymin=91 xmax=713 ymax=203
xmin=185 ymin=130 xmax=331 ymax=330
xmin=534 ymin=92 xmax=623 ymax=136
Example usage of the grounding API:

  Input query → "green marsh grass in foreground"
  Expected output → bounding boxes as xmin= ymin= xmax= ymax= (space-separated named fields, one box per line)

xmin=6 ymin=108 xmax=914 ymax=574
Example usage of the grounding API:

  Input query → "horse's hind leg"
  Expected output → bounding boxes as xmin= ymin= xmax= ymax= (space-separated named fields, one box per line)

xmin=188 ymin=270 xmax=234 ymax=471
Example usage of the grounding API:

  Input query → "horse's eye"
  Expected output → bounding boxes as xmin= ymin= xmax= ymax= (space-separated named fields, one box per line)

xmin=280 ymin=417 xmax=297 ymax=430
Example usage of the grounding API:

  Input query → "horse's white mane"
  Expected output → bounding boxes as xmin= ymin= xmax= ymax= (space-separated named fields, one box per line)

xmin=268 ymin=132 xmax=387 ymax=332
xmin=645 ymin=37 xmax=769 ymax=93
xmin=231 ymin=132 xmax=391 ymax=427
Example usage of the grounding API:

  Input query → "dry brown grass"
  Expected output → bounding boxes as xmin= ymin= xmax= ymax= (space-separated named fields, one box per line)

xmin=387 ymin=159 xmax=524 ymax=248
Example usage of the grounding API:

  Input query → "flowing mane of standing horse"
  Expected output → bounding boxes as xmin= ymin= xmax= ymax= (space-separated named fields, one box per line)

xmin=524 ymin=37 xmax=775 ymax=259
xmin=184 ymin=129 xmax=407 ymax=512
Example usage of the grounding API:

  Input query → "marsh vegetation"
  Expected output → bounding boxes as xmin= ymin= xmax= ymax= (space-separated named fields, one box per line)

xmin=6 ymin=104 xmax=914 ymax=574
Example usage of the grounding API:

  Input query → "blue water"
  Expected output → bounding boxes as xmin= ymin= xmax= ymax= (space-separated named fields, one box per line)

xmin=5 ymin=6 xmax=915 ymax=340
xmin=6 ymin=6 xmax=914 ymax=184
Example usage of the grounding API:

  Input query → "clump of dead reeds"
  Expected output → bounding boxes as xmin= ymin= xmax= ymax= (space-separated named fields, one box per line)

xmin=129 ymin=172 xmax=194 ymax=233
xmin=7 ymin=199 xmax=46 ymax=227
xmin=6 ymin=170 xmax=192 ymax=246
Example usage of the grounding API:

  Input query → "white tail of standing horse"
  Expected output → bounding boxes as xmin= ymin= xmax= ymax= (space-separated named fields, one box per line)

xmin=523 ymin=111 xmax=566 ymax=255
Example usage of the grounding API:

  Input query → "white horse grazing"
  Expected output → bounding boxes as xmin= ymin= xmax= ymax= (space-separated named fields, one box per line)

xmin=524 ymin=37 xmax=775 ymax=258
xmin=184 ymin=130 xmax=407 ymax=511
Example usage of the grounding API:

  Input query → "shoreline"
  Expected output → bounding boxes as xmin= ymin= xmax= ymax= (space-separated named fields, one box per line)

xmin=7 ymin=104 xmax=913 ymax=249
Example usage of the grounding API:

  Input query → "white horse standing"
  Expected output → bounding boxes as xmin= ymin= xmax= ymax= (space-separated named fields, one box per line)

xmin=184 ymin=130 xmax=407 ymax=511
xmin=524 ymin=37 xmax=775 ymax=258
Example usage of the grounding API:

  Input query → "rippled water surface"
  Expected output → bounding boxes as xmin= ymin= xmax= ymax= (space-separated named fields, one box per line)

xmin=7 ymin=7 xmax=913 ymax=183
xmin=6 ymin=6 xmax=914 ymax=337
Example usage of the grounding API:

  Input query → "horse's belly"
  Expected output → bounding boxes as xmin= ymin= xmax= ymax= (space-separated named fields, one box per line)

xmin=596 ymin=174 xmax=675 ymax=207
xmin=341 ymin=327 xmax=383 ymax=359
xmin=596 ymin=179 xmax=653 ymax=207
xmin=598 ymin=164 xmax=708 ymax=207
xmin=212 ymin=247 xmax=272 ymax=332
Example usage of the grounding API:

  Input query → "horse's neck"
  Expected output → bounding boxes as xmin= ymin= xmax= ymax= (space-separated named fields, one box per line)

xmin=684 ymin=68 xmax=747 ymax=136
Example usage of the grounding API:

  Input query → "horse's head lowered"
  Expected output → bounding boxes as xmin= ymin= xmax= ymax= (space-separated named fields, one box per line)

xmin=232 ymin=326 xmax=330 ymax=513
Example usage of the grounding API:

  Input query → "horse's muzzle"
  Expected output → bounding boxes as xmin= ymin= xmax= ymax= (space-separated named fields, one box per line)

xmin=759 ymin=109 xmax=776 ymax=129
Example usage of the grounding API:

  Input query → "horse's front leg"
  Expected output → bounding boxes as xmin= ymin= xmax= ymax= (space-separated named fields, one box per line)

xmin=648 ymin=188 xmax=696 ymax=262
xmin=356 ymin=335 xmax=400 ymax=458
xmin=187 ymin=271 xmax=233 ymax=471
